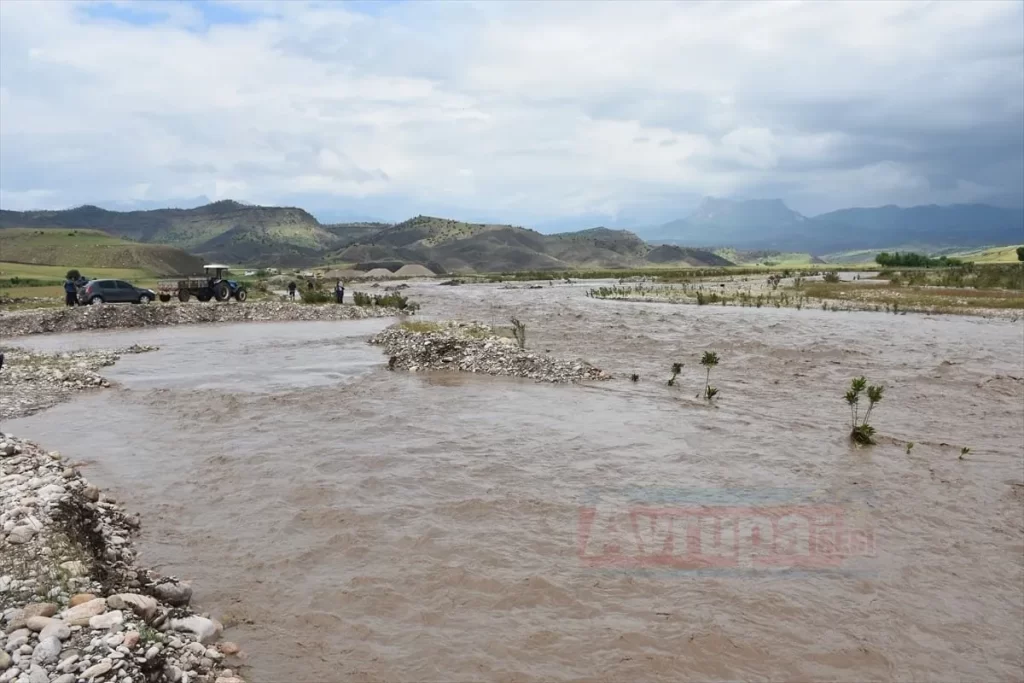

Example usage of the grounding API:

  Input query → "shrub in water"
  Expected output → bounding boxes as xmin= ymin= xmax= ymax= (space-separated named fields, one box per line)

xmin=845 ymin=376 xmax=884 ymax=444
xmin=700 ymin=351 xmax=719 ymax=400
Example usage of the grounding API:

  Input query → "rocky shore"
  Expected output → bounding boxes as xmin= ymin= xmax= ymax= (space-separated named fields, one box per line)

xmin=0 ymin=346 xmax=157 ymax=422
xmin=0 ymin=301 xmax=405 ymax=339
xmin=1 ymin=434 xmax=244 ymax=683
xmin=369 ymin=321 xmax=609 ymax=383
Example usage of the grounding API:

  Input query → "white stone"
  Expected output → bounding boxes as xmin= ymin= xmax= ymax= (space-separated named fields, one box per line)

xmin=39 ymin=620 xmax=70 ymax=641
xmin=82 ymin=659 xmax=113 ymax=680
xmin=169 ymin=616 xmax=221 ymax=644
xmin=30 ymin=637 xmax=60 ymax=665
xmin=89 ymin=610 xmax=123 ymax=630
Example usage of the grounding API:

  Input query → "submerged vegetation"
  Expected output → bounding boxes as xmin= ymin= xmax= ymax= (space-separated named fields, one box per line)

xmin=510 ymin=317 xmax=527 ymax=349
xmin=845 ymin=377 xmax=884 ymax=445
xmin=352 ymin=291 xmax=419 ymax=310
xmin=700 ymin=351 xmax=720 ymax=400
xmin=667 ymin=362 xmax=683 ymax=387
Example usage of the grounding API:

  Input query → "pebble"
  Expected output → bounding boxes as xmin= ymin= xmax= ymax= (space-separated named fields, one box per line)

xmin=81 ymin=659 xmax=113 ymax=680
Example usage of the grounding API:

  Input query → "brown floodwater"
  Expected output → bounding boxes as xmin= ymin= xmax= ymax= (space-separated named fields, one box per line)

xmin=9 ymin=282 xmax=1024 ymax=683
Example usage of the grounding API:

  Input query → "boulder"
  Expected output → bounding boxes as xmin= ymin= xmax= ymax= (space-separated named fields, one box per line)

xmin=106 ymin=593 xmax=158 ymax=620
xmin=59 ymin=598 xmax=106 ymax=626
xmin=152 ymin=581 xmax=193 ymax=607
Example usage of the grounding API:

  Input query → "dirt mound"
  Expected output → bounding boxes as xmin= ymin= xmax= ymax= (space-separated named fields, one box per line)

xmin=360 ymin=268 xmax=396 ymax=279
xmin=393 ymin=264 xmax=436 ymax=278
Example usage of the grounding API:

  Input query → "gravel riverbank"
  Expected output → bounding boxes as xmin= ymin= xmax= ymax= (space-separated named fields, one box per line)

xmin=1 ymin=434 xmax=245 ymax=683
xmin=0 ymin=346 xmax=157 ymax=422
xmin=0 ymin=302 xmax=403 ymax=339
xmin=369 ymin=321 xmax=610 ymax=383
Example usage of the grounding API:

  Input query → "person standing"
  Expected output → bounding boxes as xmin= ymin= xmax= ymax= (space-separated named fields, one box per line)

xmin=63 ymin=276 xmax=78 ymax=306
xmin=288 ymin=281 xmax=297 ymax=300
xmin=335 ymin=279 xmax=345 ymax=304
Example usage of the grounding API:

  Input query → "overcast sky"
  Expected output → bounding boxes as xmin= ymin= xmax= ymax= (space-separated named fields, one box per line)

xmin=1 ymin=0 xmax=1021 ymax=228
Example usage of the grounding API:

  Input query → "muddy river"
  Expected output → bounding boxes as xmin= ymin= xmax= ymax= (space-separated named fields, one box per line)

xmin=8 ymin=282 xmax=1024 ymax=682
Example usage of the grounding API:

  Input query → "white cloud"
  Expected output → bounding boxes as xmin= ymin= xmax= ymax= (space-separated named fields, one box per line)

xmin=0 ymin=0 xmax=1020 ymax=223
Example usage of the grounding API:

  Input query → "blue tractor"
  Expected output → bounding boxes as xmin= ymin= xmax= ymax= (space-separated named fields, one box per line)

xmin=158 ymin=264 xmax=248 ymax=303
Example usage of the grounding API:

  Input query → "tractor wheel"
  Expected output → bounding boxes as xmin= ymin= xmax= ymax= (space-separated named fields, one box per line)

xmin=214 ymin=282 xmax=231 ymax=301
xmin=159 ymin=294 xmax=171 ymax=303
xmin=234 ymin=288 xmax=248 ymax=302
xmin=197 ymin=292 xmax=212 ymax=302
xmin=178 ymin=290 xmax=190 ymax=303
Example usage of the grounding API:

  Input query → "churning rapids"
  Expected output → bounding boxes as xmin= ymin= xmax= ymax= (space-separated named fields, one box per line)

xmin=7 ymin=281 xmax=1023 ymax=683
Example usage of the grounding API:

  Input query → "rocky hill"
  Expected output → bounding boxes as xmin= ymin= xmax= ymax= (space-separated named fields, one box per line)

xmin=0 ymin=204 xmax=730 ymax=271
xmin=327 ymin=216 xmax=730 ymax=272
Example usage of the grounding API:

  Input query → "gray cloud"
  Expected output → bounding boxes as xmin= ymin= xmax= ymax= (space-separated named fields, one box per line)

xmin=0 ymin=0 xmax=1020 ymax=225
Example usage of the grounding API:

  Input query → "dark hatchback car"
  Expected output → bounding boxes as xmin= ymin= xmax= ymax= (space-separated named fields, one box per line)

xmin=78 ymin=279 xmax=156 ymax=305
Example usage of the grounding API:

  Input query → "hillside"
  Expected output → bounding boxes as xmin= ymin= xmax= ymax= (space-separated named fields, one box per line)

xmin=0 ymin=228 xmax=205 ymax=275
xmin=0 ymin=200 xmax=346 ymax=267
xmin=646 ymin=198 xmax=1024 ymax=254
xmin=327 ymin=217 xmax=729 ymax=272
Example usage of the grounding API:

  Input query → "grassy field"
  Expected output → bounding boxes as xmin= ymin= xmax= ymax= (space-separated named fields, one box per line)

xmin=0 ymin=228 xmax=204 ymax=275
xmin=948 ymin=245 xmax=1024 ymax=263
xmin=0 ymin=262 xmax=155 ymax=281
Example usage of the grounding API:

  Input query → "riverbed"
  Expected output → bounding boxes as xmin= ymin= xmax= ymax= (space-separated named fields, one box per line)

xmin=7 ymin=281 xmax=1024 ymax=682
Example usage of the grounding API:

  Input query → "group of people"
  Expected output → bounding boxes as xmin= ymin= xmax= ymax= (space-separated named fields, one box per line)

xmin=63 ymin=273 xmax=88 ymax=307
xmin=286 ymin=279 xmax=345 ymax=303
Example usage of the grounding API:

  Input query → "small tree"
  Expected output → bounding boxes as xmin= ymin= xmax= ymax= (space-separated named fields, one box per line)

xmin=700 ymin=351 xmax=719 ymax=400
xmin=510 ymin=317 xmax=526 ymax=349
xmin=66 ymin=269 xmax=81 ymax=281
xmin=845 ymin=376 xmax=884 ymax=444
xmin=667 ymin=362 xmax=682 ymax=386
xmin=1017 ymin=246 xmax=1024 ymax=262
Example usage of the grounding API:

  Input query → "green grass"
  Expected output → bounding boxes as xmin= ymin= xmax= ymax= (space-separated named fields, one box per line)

xmin=399 ymin=320 xmax=445 ymax=333
xmin=948 ymin=245 xmax=1024 ymax=263
xmin=0 ymin=261 xmax=154 ymax=281
xmin=0 ymin=228 xmax=203 ymax=276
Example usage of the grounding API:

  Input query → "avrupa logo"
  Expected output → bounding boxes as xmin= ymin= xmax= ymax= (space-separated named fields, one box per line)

xmin=577 ymin=488 xmax=876 ymax=575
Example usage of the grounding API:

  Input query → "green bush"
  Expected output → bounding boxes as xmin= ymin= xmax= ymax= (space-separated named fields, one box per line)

xmin=300 ymin=288 xmax=334 ymax=304
xmin=352 ymin=291 xmax=418 ymax=310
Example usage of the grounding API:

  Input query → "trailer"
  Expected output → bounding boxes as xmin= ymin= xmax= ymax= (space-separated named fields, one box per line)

xmin=157 ymin=264 xmax=248 ymax=303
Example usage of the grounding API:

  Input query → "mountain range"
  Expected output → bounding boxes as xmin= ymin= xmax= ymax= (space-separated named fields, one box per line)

xmin=1 ymin=198 xmax=1020 ymax=271
xmin=645 ymin=197 xmax=1023 ymax=253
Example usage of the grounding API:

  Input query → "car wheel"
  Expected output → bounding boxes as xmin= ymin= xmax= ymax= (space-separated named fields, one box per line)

xmin=90 ymin=296 xmax=104 ymax=305
xmin=139 ymin=294 xmax=153 ymax=304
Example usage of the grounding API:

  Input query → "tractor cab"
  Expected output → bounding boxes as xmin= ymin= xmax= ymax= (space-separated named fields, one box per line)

xmin=203 ymin=264 xmax=230 ymax=281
